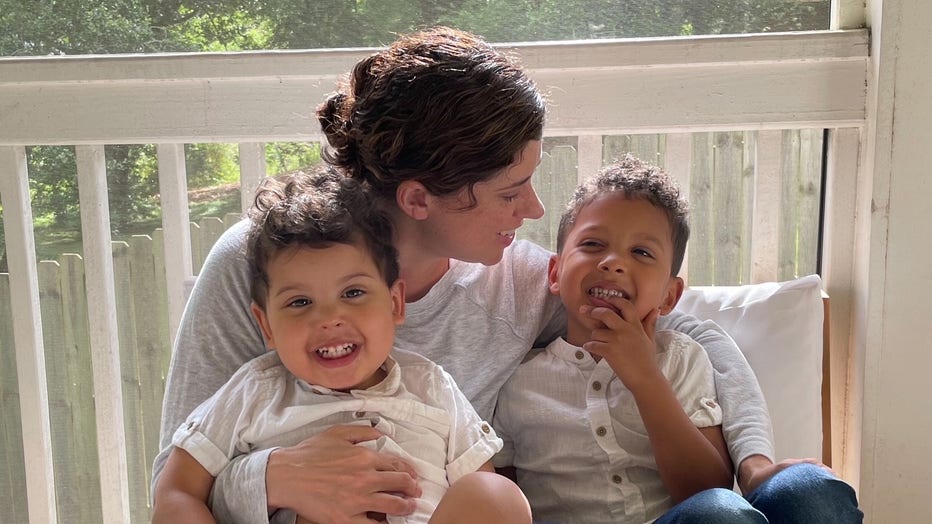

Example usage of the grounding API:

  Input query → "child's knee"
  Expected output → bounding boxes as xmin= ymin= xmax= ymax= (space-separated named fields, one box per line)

xmin=431 ymin=472 xmax=531 ymax=524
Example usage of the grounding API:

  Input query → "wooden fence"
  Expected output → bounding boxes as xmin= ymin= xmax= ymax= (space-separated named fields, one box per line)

xmin=0 ymin=130 xmax=821 ymax=522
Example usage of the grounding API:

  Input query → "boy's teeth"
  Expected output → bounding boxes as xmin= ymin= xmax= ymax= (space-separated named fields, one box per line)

xmin=316 ymin=343 xmax=355 ymax=359
xmin=498 ymin=230 xmax=515 ymax=238
xmin=589 ymin=287 xmax=627 ymax=299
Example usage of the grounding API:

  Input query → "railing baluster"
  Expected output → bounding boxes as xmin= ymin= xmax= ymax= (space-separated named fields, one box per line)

xmin=0 ymin=145 xmax=58 ymax=523
xmin=239 ymin=142 xmax=267 ymax=214
xmin=75 ymin=145 xmax=131 ymax=523
xmin=157 ymin=144 xmax=194 ymax=344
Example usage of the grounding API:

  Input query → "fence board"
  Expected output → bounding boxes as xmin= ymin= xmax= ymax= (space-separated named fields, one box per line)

xmin=129 ymin=234 xmax=171 ymax=515
xmin=524 ymin=145 xmax=578 ymax=251
xmin=689 ymin=133 xmax=716 ymax=283
xmin=0 ymin=273 xmax=29 ymax=524
xmin=193 ymin=217 xmax=228 ymax=274
xmin=113 ymin=241 xmax=150 ymax=523
xmin=43 ymin=254 xmax=103 ymax=524
xmin=603 ymin=134 xmax=665 ymax=167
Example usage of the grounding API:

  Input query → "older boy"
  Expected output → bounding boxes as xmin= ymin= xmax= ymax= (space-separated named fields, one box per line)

xmin=494 ymin=155 xmax=758 ymax=523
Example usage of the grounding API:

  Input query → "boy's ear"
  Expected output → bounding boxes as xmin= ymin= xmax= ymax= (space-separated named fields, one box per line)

xmin=396 ymin=180 xmax=430 ymax=221
xmin=250 ymin=302 xmax=275 ymax=349
xmin=547 ymin=254 xmax=562 ymax=296
xmin=659 ymin=276 xmax=685 ymax=315
xmin=390 ymin=279 xmax=406 ymax=325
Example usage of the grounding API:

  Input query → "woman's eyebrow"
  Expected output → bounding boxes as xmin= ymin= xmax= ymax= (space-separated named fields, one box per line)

xmin=500 ymin=175 xmax=533 ymax=190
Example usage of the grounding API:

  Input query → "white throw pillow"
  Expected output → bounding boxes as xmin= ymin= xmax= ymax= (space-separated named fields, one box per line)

xmin=674 ymin=274 xmax=825 ymax=462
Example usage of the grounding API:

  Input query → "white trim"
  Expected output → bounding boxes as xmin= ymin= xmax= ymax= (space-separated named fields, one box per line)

xmin=0 ymin=30 xmax=869 ymax=145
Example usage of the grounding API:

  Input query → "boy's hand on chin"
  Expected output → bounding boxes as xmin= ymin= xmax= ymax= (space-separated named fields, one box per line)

xmin=580 ymin=299 xmax=664 ymax=390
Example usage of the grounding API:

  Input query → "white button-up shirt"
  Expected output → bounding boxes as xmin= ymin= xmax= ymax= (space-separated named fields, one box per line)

xmin=173 ymin=350 xmax=502 ymax=524
xmin=494 ymin=330 xmax=722 ymax=524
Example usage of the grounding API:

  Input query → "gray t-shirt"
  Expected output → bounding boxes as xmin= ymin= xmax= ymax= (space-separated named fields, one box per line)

xmin=153 ymin=219 xmax=773 ymax=522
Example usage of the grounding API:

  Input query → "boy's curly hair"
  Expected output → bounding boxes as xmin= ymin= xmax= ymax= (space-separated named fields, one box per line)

xmin=246 ymin=168 xmax=399 ymax=308
xmin=556 ymin=154 xmax=690 ymax=276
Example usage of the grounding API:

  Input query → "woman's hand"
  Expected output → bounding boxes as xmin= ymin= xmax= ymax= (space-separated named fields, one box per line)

xmin=267 ymin=425 xmax=421 ymax=523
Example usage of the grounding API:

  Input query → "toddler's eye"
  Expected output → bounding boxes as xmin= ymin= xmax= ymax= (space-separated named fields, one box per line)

xmin=344 ymin=288 xmax=365 ymax=299
xmin=287 ymin=298 xmax=310 ymax=308
xmin=634 ymin=248 xmax=653 ymax=258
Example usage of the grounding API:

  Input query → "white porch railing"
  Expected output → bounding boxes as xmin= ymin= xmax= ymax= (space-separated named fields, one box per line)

xmin=0 ymin=30 xmax=869 ymax=523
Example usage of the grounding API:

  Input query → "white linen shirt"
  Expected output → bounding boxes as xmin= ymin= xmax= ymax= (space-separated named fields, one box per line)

xmin=493 ymin=330 xmax=723 ymax=524
xmin=173 ymin=350 xmax=502 ymax=524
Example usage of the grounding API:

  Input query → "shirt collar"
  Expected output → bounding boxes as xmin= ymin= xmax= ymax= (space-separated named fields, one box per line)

xmin=299 ymin=356 xmax=401 ymax=397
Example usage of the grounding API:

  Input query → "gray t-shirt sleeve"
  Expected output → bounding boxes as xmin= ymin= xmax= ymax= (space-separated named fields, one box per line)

xmin=658 ymin=309 xmax=776 ymax=467
xmin=151 ymin=219 xmax=269 ymax=517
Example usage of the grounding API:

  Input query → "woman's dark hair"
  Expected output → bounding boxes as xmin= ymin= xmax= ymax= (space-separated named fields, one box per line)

xmin=556 ymin=154 xmax=691 ymax=277
xmin=317 ymin=26 xmax=545 ymax=208
xmin=246 ymin=168 xmax=399 ymax=308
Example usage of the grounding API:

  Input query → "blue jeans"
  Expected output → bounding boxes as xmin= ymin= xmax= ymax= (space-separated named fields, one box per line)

xmin=656 ymin=463 xmax=863 ymax=523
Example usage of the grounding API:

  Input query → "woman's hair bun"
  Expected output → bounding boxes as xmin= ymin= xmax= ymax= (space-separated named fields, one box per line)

xmin=317 ymin=92 xmax=350 ymax=149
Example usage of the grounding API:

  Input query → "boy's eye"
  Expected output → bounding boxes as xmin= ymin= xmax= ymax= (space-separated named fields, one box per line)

xmin=633 ymin=248 xmax=653 ymax=258
xmin=287 ymin=298 xmax=310 ymax=308
xmin=343 ymin=288 xmax=365 ymax=299
xmin=502 ymin=194 xmax=519 ymax=203
xmin=579 ymin=239 xmax=603 ymax=249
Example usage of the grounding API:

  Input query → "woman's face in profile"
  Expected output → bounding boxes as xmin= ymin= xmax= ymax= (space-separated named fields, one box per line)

xmin=421 ymin=140 xmax=545 ymax=265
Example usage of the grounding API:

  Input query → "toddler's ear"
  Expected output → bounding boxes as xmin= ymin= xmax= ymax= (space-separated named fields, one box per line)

xmin=250 ymin=302 xmax=276 ymax=348
xmin=547 ymin=254 xmax=561 ymax=296
xmin=659 ymin=276 xmax=685 ymax=315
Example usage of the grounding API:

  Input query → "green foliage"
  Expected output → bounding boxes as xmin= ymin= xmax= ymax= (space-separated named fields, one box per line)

xmin=266 ymin=143 xmax=322 ymax=176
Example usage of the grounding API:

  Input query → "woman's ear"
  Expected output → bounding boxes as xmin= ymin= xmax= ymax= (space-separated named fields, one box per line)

xmin=396 ymin=180 xmax=430 ymax=221
xmin=659 ymin=276 xmax=685 ymax=315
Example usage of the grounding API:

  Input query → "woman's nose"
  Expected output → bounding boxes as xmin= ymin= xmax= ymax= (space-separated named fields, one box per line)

xmin=518 ymin=183 xmax=545 ymax=220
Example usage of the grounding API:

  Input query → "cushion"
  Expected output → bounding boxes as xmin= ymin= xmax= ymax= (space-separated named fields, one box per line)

xmin=674 ymin=274 xmax=824 ymax=462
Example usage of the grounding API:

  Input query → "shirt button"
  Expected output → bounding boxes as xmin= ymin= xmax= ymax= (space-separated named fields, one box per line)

xmin=575 ymin=350 xmax=585 ymax=360
xmin=705 ymin=400 xmax=717 ymax=408
xmin=612 ymin=474 xmax=622 ymax=484
xmin=481 ymin=424 xmax=491 ymax=434
xmin=354 ymin=411 xmax=365 ymax=418
xmin=596 ymin=426 xmax=607 ymax=437
xmin=592 ymin=381 xmax=602 ymax=391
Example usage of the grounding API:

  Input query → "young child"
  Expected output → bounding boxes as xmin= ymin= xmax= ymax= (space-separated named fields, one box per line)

xmin=493 ymin=154 xmax=738 ymax=524
xmin=152 ymin=169 xmax=531 ymax=524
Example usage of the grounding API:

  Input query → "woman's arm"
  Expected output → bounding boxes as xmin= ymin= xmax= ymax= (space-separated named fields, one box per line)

xmin=658 ymin=310 xmax=776 ymax=476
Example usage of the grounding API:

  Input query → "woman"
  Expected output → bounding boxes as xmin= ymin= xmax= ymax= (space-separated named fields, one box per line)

xmin=153 ymin=26 xmax=859 ymax=523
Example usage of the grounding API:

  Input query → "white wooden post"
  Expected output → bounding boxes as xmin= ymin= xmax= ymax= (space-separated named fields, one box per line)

xmin=157 ymin=144 xmax=193 ymax=345
xmin=238 ymin=142 xmax=267 ymax=214
xmin=821 ymin=127 xmax=862 ymax=480
xmin=75 ymin=145 xmax=131 ymax=523
xmin=0 ymin=146 xmax=58 ymax=523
